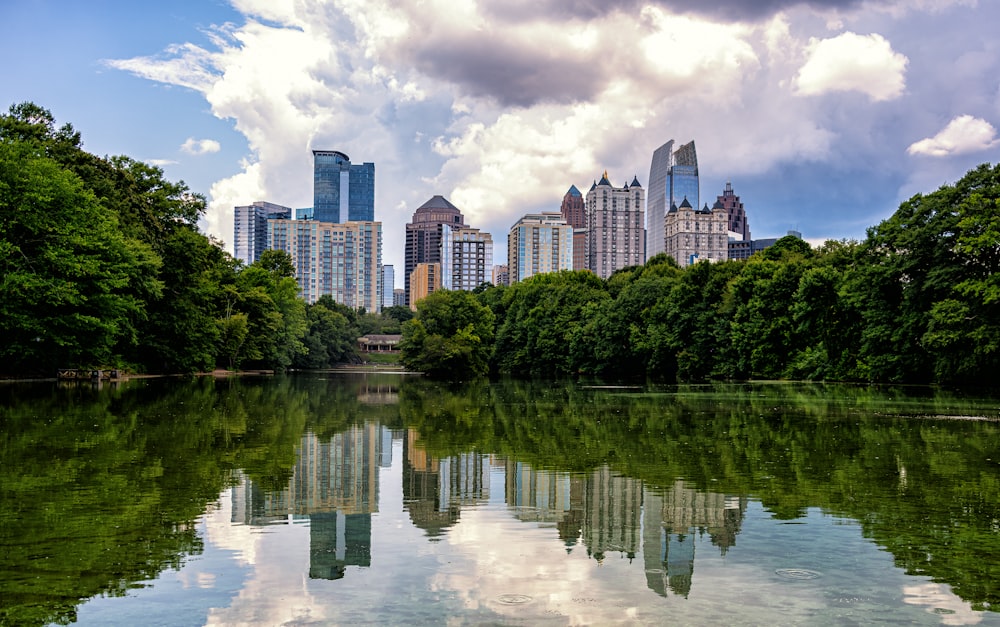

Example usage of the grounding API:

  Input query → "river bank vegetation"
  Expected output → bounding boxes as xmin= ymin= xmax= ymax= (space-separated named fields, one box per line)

xmin=3 ymin=103 xmax=998 ymax=384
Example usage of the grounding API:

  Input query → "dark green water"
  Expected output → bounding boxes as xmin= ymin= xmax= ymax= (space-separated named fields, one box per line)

xmin=1 ymin=374 xmax=999 ymax=625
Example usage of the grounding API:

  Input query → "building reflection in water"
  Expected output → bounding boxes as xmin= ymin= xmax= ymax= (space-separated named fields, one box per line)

xmin=230 ymin=422 xmax=387 ymax=580
xmin=226 ymin=418 xmax=748 ymax=594
xmin=402 ymin=430 xmax=490 ymax=539
xmin=642 ymin=480 xmax=748 ymax=598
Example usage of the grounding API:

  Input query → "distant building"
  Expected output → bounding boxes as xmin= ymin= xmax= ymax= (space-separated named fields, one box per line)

xmin=728 ymin=230 xmax=803 ymax=261
xmin=560 ymin=185 xmax=588 ymax=270
xmin=312 ymin=150 xmax=375 ymax=223
xmin=663 ymin=197 xmax=727 ymax=267
xmin=507 ymin=212 xmax=574 ymax=284
xmin=717 ymin=182 xmax=750 ymax=241
xmin=492 ymin=264 xmax=509 ymax=287
xmin=409 ymin=262 xmax=441 ymax=310
xmin=234 ymin=201 xmax=292 ymax=265
xmin=381 ymin=265 xmax=395 ymax=311
xmin=404 ymin=195 xmax=466 ymax=306
xmin=267 ymin=218 xmax=382 ymax=309
xmin=393 ymin=288 xmax=406 ymax=307
xmin=647 ymin=140 xmax=699 ymax=258
xmin=584 ymin=172 xmax=646 ymax=279
xmin=441 ymin=225 xmax=493 ymax=291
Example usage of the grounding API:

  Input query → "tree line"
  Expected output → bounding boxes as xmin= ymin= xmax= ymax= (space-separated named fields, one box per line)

xmin=402 ymin=161 xmax=1000 ymax=385
xmin=0 ymin=103 xmax=413 ymax=376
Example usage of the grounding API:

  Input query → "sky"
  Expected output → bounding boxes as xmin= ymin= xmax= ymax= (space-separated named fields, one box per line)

xmin=3 ymin=0 xmax=1000 ymax=285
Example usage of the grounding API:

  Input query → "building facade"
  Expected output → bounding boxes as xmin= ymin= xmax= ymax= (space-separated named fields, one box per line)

xmin=492 ymin=264 xmax=509 ymax=287
xmin=312 ymin=150 xmax=375 ymax=223
xmin=404 ymin=195 xmax=466 ymax=305
xmin=440 ymin=225 xmax=493 ymax=291
xmin=647 ymin=140 xmax=699 ymax=258
xmin=560 ymin=185 xmax=588 ymax=270
xmin=408 ymin=262 xmax=441 ymax=310
xmin=663 ymin=198 xmax=727 ymax=267
xmin=267 ymin=218 xmax=382 ymax=309
xmin=234 ymin=201 xmax=292 ymax=265
xmin=381 ymin=264 xmax=395 ymax=311
xmin=507 ymin=212 xmax=574 ymax=284
xmin=584 ymin=173 xmax=646 ymax=279
xmin=717 ymin=182 xmax=750 ymax=241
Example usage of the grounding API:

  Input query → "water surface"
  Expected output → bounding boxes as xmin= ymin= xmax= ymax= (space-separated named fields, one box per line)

xmin=1 ymin=375 xmax=998 ymax=625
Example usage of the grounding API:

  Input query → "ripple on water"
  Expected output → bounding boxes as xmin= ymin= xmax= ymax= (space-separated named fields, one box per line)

xmin=497 ymin=594 xmax=533 ymax=605
xmin=775 ymin=568 xmax=821 ymax=580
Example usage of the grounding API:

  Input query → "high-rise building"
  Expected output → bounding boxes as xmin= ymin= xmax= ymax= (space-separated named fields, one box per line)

xmin=408 ymin=263 xmax=441 ymax=310
xmin=507 ymin=212 xmax=574 ymax=284
xmin=393 ymin=288 xmax=406 ymax=307
xmin=312 ymin=150 xmax=375 ymax=223
xmin=404 ymin=195 xmax=466 ymax=305
xmin=560 ymin=185 xmax=587 ymax=270
xmin=440 ymin=225 xmax=493 ymax=291
xmin=717 ymin=182 xmax=750 ymax=241
xmin=268 ymin=218 xmax=382 ymax=309
xmin=234 ymin=201 xmax=292 ymax=265
xmin=584 ymin=172 xmax=646 ymax=279
xmin=381 ymin=265 xmax=395 ymax=311
xmin=647 ymin=140 xmax=699 ymax=258
xmin=492 ymin=265 xmax=509 ymax=287
xmin=663 ymin=198 xmax=727 ymax=267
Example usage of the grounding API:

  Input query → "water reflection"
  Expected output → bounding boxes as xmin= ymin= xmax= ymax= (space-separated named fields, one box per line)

xmin=1 ymin=375 xmax=998 ymax=625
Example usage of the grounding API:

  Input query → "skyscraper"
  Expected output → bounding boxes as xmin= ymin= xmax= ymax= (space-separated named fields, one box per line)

xmin=647 ymin=140 xmax=699 ymax=258
xmin=663 ymin=198 xmax=727 ymax=268
xmin=507 ymin=212 xmax=573 ymax=284
xmin=268 ymin=218 xmax=382 ymax=309
xmin=312 ymin=150 xmax=375 ymax=223
xmin=717 ymin=181 xmax=750 ymax=241
xmin=234 ymin=201 xmax=292 ymax=265
xmin=404 ymin=195 xmax=466 ymax=305
xmin=584 ymin=172 xmax=646 ymax=279
xmin=440 ymin=225 xmax=493 ymax=291
xmin=560 ymin=185 xmax=587 ymax=270
xmin=381 ymin=265 xmax=395 ymax=311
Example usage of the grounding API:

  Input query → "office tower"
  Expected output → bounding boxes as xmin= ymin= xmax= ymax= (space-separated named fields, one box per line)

xmin=234 ymin=201 xmax=292 ymax=264
xmin=404 ymin=195 xmax=466 ymax=305
xmin=492 ymin=264 xmax=509 ymax=287
xmin=718 ymin=181 xmax=750 ymax=241
xmin=381 ymin=265 xmax=395 ymax=311
xmin=663 ymin=198 xmax=727 ymax=267
xmin=409 ymin=262 xmax=441 ymax=310
xmin=440 ymin=225 xmax=493 ymax=291
xmin=268 ymin=218 xmax=382 ymax=309
xmin=560 ymin=185 xmax=588 ymax=270
xmin=393 ymin=288 xmax=406 ymax=307
xmin=584 ymin=172 xmax=646 ymax=279
xmin=312 ymin=150 xmax=375 ymax=223
xmin=507 ymin=212 xmax=574 ymax=284
xmin=647 ymin=140 xmax=699 ymax=258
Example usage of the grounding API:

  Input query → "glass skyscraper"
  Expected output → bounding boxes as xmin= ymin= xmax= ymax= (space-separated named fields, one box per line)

xmin=646 ymin=140 xmax=699 ymax=258
xmin=312 ymin=150 xmax=375 ymax=223
xmin=234 ymin=201 xmax=292 ymax=265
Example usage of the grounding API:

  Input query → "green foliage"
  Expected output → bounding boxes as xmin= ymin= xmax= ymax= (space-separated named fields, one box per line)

xmin=400 ymin=289 xmax=495 ymax=378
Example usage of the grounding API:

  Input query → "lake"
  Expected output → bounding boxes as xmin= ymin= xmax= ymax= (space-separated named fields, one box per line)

xmin=1 ymin=374 xmax=999 ymax=625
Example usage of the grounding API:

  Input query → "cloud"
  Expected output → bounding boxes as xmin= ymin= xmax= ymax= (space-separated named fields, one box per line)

xmin=105 ymin=0 xmax=995 ymax=267
xmin=147 ymin=158 xmax=179 ymax=167
xmin=794 ymin=32 xmax=908 ymax=101
xmin=181 ymin=137 xmax=222 ymax=155
xmin=907 ymin=115 xmax=1000 ymax=157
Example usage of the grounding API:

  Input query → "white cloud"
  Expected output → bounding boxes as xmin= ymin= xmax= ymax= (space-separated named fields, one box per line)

xmin=907 ymin=114 xmax=1000 ymax=157
xmin=147 ymin=158 xmax=179 ymax=167
xmin=794 ymin=32 xmax=908 ymax=101
xmin=181 ymin=137 xmax=222 ymax=155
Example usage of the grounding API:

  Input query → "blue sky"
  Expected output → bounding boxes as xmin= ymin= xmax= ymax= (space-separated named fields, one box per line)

xmin=3 ymin=0 xmax=999 ymax=278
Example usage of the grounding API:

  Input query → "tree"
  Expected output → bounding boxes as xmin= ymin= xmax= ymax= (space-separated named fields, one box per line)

xmin=0 ymin=139 xmax=158 ymax=374
xmin=400 ymin=290 xmax=495 ymax=378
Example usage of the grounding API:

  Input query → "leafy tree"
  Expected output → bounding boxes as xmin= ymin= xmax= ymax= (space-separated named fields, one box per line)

xmin=0 ymin=140 xmax=158 ymax=374
xmin=400 ymin=289 xmax=495 ymax=378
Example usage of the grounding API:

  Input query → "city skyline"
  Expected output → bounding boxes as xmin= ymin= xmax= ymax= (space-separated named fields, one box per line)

xmin=2 ymin=1 xmax=999 ymax=277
